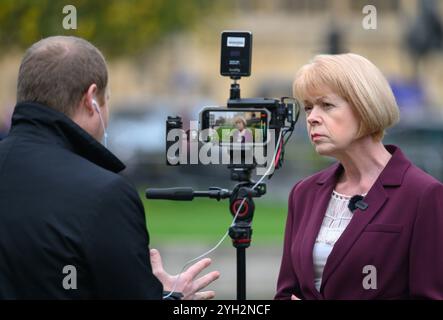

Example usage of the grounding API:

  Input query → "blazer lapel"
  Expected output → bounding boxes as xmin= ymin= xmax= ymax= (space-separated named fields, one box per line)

xmin=299 ymin=145 xmax=410 ymax=297
xmin=300 ymin=163 xmax=340 ymax=299
xmin=320 ymin=181 xmax=388 ymax=291
xmin=319 ymin=145 xmax=410 ymax=291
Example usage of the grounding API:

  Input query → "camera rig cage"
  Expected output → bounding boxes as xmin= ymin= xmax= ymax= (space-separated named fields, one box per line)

xmin=146 ymin=31 xmax=300 ymax=300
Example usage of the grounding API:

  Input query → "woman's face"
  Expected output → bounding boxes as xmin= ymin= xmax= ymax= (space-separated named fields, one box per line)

xmin=303 ymin=86 xmax=360 ymax=157
xmin=235 ymin=121 xmax=245 ymax=131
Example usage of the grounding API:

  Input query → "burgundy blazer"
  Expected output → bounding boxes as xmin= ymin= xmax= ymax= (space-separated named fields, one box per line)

xmin=275 ymin=145 xmax=443 ymax=300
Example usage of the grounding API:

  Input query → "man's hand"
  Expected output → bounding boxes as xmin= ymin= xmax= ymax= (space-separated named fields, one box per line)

xmin=150 ymin=248 xmax=220 ymax=300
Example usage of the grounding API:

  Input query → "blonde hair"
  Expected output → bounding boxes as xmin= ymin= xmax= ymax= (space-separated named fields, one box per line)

xmin=234 ymin=116 xmax=247 ymax=126
xmin=293 ymin=53 xmax=400 ymax=141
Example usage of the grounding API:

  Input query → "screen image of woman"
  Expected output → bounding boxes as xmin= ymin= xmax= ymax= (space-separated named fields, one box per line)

xmin=231 ymin=116 xmax=253 ymax=144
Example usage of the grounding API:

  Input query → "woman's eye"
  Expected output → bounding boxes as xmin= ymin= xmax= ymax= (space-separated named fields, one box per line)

xmin=304 ymin=106 xmax=313 ymax=112
xmin=323 ymin=102 xmax=334 ymax=108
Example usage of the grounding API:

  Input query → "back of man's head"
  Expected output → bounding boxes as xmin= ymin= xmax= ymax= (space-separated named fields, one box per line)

xmin=17 ymin=36 xmax=108 ymax=116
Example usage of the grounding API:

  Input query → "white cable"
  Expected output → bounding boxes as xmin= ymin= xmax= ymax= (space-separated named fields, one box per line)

xmin=163 ymin=130 xmax=284 ymax=299
xmin=95 ymin=104 xmax=108 ymax=148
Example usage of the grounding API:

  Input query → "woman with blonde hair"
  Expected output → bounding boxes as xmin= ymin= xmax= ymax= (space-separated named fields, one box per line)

xmin=275 ymin=53 xmax=443 ymax=300
xmin=232 ymin=115 xmax=253 ymax=143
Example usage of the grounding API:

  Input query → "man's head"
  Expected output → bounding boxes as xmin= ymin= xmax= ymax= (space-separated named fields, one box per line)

xmin=17 ymin=36 xmax=109 ymax=142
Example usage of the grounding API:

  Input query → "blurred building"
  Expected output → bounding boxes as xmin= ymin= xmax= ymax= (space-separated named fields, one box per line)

xmin=159 ymin=0 xmax=443 ymax=118
xmin=1 ymin=0 xmax=442 ymax=115
xmin=1 ymin=0 xmax=442 ymax=181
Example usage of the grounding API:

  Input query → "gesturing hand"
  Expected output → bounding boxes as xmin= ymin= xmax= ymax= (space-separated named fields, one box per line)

xmin=150 ymin=248 xmax=220 ymax=300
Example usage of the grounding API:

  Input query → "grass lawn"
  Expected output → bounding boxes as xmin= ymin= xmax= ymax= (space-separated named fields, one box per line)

xmin=142 ymin=195 xmax=288 ymax=246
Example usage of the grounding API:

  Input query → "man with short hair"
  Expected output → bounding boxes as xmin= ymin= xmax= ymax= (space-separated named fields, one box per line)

xmin=0 ymin=36 xmax=219 ymax=299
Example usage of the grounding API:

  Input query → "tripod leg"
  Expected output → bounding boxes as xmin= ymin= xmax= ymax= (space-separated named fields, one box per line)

xmin=237 ymin=247 xmax=246 ymax=300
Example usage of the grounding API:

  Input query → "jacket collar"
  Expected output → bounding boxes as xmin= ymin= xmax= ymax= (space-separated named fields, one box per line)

xmin=315 ymin=145 xmax=411 ymax=187
xmin=9 ymin=102 xmax=125 ymax=173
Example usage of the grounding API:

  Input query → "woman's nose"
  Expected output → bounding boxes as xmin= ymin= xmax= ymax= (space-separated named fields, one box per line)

xmin=307 ymin=107 xmax=322 ymax=126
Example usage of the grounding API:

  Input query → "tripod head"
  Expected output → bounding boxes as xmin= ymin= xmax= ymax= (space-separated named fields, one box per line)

xmin=223 ymin=162 xmax=264 ymax=242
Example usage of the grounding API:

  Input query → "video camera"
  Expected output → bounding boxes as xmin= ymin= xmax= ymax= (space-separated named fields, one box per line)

xmin=166 ymin=31 xmax=300 ymax=173
xmin=147 ymin=31 xmax=300 ymax=300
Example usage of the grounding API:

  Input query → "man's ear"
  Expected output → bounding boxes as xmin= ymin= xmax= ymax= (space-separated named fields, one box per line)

xmin=81 ymin=84 xmax=99 ymax=116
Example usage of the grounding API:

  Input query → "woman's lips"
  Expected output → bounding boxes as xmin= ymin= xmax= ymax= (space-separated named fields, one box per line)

xmin=311 ymin=133 xmax=325 ymax=140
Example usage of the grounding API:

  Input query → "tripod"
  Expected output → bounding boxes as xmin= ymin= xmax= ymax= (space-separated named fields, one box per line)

xmin=145 ymin=166 xmax=265 ymax=300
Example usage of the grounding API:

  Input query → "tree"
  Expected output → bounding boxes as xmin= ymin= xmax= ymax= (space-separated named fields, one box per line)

xmin=0 ymin=0 xmax=225 ymax=58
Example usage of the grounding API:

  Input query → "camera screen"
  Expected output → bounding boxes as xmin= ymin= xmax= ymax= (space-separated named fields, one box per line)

xmin=201 ymin=109 xmax=269 ymax=146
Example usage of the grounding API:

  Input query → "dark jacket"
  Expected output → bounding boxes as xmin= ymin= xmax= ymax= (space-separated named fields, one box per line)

xmin=0 ymin=102 xmax=163 ymax=299
xmin=275 ymin=145 xmax=443 ymax=300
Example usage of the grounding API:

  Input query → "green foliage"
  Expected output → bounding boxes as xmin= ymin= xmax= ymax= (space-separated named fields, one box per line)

xmin=0 ymin=0 xmax=224 ymax=57
xmin=142 ymin=197 xmax=288 ymax=245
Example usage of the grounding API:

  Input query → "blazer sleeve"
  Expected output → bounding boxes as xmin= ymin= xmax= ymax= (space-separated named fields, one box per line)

xmin=275 ymin=181 xmax=303 ymax=300
xmin=409 ymin=182 xmax=443 ymax=299
xmin=84 ymin=176 xmax=163 ymax=299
